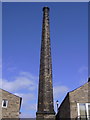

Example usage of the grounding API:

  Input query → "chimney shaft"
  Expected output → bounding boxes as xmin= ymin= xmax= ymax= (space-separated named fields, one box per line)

xmin=36 ymin=7 xmax=55 ymax=120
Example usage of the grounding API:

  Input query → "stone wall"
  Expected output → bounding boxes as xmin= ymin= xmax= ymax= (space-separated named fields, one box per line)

xmin=0 ymin=89 xmax=21 ymax=118
xmin=69 ymin=82 xmax=88 ymax=118
xmin=56 ymin=82 xmax=89 ymax=119
xmin=56 ymin=93 xmax=70 ymax=119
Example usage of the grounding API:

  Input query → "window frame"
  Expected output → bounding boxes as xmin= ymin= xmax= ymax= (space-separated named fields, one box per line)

xmin=86 ymin=103 xmax=90 ymax=119
xmin=77 ymin=103 xmax=90 ymax=119
xmin=2 ymin=99 xmax=8 ymax=108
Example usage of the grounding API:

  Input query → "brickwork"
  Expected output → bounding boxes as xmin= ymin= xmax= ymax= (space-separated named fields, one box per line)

xmin=0 ymin=89 xmax=22 ymax=119
xmin=56 ymin=81 xmax=89 ymax=119
xmin=69 ymin=82 xmax=88 ymax=118
xmin=36 ymin=7 xmax=55 ymax=120
xmin=56 ymin=94 xmax=70 ymax=119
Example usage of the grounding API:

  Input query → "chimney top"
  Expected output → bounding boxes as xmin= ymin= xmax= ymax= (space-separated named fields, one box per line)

xmin=43 ymin=7 xmax=50 ymax=11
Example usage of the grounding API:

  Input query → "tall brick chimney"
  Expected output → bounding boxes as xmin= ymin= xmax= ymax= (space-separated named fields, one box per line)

xmin=36 ymin=7 xmax=55 ymax=120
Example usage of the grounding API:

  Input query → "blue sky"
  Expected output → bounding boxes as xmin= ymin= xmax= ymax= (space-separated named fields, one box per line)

xmin=0 ymin=2 xmax=2 ymax=81
xmin=2 ymin=2 xmax=88 ymax=118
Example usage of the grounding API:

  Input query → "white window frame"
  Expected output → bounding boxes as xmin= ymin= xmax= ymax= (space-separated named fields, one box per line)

xmin=77 ymin=103 xmax=80 ymax=118
xmin=86 ymin=103 xmax=90 ymax=119
xmin=77 ymin=103 xmax=90 ymax=119
xmin=2 ymin=99 xmax=8 ymax=108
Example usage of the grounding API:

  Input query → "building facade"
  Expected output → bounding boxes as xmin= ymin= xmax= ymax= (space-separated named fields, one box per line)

xmin=0 ymin=89 xmax=22 ymax=119
xmin=56 ymin=80 xmax=90 ymax=120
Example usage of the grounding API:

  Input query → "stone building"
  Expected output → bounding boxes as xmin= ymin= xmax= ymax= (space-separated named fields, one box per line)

xmin=56 ymin=79 xmax=90 ymax=120
xmin=0 ymin=88 xmax=22 ymax=119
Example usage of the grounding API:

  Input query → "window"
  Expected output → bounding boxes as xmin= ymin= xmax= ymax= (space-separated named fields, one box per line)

xmin=88 ymin=104 xmax=90 ymax=117
xmin=87 ymin=103 xmax=90 ymax=119
xmin=2 ymin=99 xmax=8 ymax=108
xmin=77 ymin=103 xmax=90 ymax=119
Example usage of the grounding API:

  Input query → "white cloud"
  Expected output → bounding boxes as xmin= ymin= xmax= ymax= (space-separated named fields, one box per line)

xmin=20 ymin=72 xmax=38 ymax=80
xmin=78 ymin=66 xmax=88 ymax=74
xmin=0 ymin=72 xmax=38 ymax=118
xmin=53 ymin=85 xmax=69 ymax=113
xmin=15 ymin=92 xmax=37 ymax=118
xmin=1 ymin=77 xmax=35 ymax=92
xmin=29 ymin=104 xmax=37 ymax=111
xmin=20 ymin=112 xmax=36 ymax=118
xmin=15 ymin=92 xmax=36 ymax=109
xmin=1 ymin=72 xmax=38 ymax=92
xmin=78 ymin=66 xmax=88 ymax=85
xmin=54 ymin=85 xmax=69 ymax=99
xmin=15 ymin=93 xmax=35 ymax=101
xmin=0 ymin=78 xmax=2 ymax=88
xmin=1 ymin=70 xmax=70 ymax=117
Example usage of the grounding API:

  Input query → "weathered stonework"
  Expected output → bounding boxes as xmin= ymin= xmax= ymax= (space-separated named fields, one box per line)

xmin=56 ymin=81 xmax=89 ymax=119
xmin=0 ymin=89 xmax=22 ymax=119
xmin=36 ymin=7 xmax=55 ymax=120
